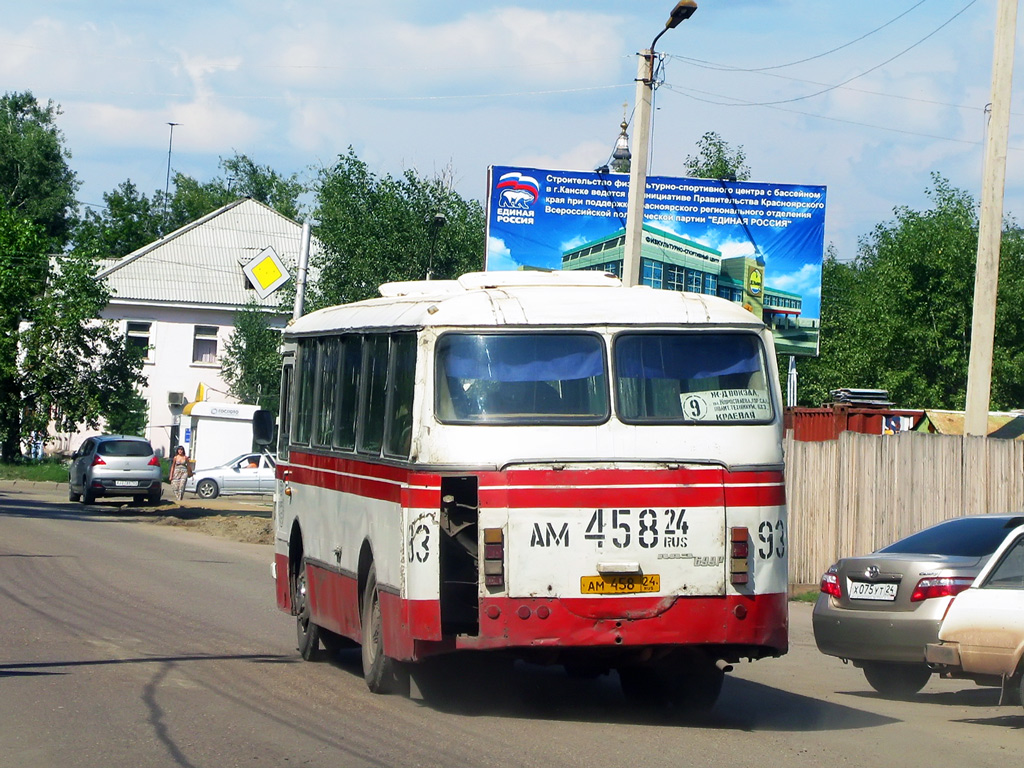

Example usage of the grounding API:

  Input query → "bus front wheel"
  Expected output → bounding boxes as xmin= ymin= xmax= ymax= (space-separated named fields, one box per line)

xmin=295 ymin=558 xmax=323 ymax=661
xmin=360 ymin=563 xmax=408 ymax=695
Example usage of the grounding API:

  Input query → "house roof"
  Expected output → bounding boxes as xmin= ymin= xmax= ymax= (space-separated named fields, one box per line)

xmin=916 ymin=409 xmax=1024 ymax=440
xmin=97 ymin=198 xmax=317 ymax=311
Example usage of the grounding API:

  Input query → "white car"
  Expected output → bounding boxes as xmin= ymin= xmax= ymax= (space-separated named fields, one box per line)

xmin=185 ymin=452 xmax=277 ymax=499
xmin=925 ymin=523 xmax=1024 ymax=707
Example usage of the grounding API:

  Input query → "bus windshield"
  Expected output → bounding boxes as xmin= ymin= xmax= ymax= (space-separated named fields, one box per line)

xmin=614 ymin=332 xmax=773 ymax=424
xmin=436 ymin=332 xmax=608 ymax=423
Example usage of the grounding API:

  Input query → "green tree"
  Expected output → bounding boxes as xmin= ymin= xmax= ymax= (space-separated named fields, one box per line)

xmin=683 ymin=131 xmax=751 ymax=181
xmin=311 ymin=148 xmax=485 ymax=308
xmin=20 ymin=247 xmax=147 ymax=441
xmin=0 ymin=91 xmax=79 ymax=244
xmin=71 ymin=180 xmax=163 ymax=259
xmin=796 ymin=174 xmax=1024 ymax=410
xmin=220 ymin=301 xmax=283 ymax=415
xmin=164 ymin=153 xmax=304 ymax=232
xmin=0 ymin=204 xmax=51 ymax=458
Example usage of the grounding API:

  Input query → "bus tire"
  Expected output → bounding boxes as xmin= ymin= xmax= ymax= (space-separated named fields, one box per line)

xmin=361 ymin=563 xmax=408 ymax=695
xmin=295 ymin=558 xmax=323 ymax=661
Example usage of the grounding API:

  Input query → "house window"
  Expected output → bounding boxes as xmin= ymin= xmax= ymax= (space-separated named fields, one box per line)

xmin=192 ymin=325 xmax=219 ymax=364
xmin=126 ymin=321 xmax=152 ymax=361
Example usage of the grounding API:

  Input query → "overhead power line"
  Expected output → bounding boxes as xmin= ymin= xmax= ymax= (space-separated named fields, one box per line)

xmin=666 ymin=0 xmax=979 ymax=107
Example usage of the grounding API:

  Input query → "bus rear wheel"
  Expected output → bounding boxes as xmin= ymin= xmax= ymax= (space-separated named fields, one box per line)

xmin=361 ymin=563 xmax=408 ymax=695
xmin=295 ymin=558 xmax=323 ymax=661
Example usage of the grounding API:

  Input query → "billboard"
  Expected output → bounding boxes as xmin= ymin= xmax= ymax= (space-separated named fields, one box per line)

xmin=485 ymin=165 xmax=826 ymax=356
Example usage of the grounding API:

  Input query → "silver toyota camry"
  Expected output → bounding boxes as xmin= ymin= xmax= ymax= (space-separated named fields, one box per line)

xmin=812 ymin=513 xmax=1024 ymax=698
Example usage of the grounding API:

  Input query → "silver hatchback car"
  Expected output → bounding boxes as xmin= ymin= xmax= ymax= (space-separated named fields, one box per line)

xmin=68 ymin=435 xmax=163 ymax=505
xmin=812 ymin=513 xmax=1024 ymax=697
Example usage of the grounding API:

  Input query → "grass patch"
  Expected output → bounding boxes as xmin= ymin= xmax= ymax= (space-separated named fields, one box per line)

xmin=0 ymin=459 xmax=69 ymax=483
xmin=790 ymin=589 xmax=819 ymax=603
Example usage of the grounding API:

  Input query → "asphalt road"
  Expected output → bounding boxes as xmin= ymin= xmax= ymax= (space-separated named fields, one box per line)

xmin=1 ymin=484 xmax=1021 ymax=768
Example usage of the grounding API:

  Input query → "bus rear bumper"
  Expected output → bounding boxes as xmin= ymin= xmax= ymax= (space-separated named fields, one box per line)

xmin=454 ymin=592 xmax=788 ymax=657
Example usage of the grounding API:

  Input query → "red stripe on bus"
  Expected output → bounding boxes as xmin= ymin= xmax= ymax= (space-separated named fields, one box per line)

xmin=281 ymin=454 xmax=783 ymax=508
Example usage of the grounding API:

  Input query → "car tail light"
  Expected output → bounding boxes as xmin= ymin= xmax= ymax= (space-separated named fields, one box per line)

xmin=820 ymin=565 xmax=841 ymax=598
xmin=91 ymin=455 xmax=106 ymax=466
xmin=483 ymin=527 xmax=505 ymax=588
xmin=730 ymin=527 xmax=749 ymax=585
xmin=148 ymin=455 xmax=161 ymax=467
xmin=910 ymin=577 xmax=974 ymax=602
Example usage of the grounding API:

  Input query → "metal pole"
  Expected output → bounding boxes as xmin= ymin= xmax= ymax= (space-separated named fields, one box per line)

xmin=622 ymin=50 xmax=653 ymax=288
xmin=163 ymin=122 xmax=179 ymax=231
xmin=293 ymin=221 xmax=310 ymax=321
xmin=965 ymin=0 xmax=1017 ymax=436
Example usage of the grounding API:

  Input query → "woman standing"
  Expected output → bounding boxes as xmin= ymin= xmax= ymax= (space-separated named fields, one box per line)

xmin=170 ymin=446 xmax=191 ymax=501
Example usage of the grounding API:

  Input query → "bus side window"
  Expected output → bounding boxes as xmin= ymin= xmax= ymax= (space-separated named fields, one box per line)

xmin=333 ymin=335 xmax=361 ymax=451
xmin=356 ymin=334 xmax=389 ymax=455
xmin=384 ymin=333 xmax=416 ymax=458
xmin=279 ymin=363 xmax=293 ymax=460
xmin=293 ymin=341 xmax=317 ymax=445
xmin=313 ymin=337 xmax=341 ymax=447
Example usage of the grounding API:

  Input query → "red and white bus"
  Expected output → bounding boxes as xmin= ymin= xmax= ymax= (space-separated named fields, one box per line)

xmin=268 ymin=271 xmax=787 ymax=709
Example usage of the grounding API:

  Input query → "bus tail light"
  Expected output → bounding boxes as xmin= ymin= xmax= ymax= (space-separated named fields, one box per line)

xmin=730 ymin=527 xmax=749 ymax=585
xmin=483 ymin=528 xmax=505 ymax=588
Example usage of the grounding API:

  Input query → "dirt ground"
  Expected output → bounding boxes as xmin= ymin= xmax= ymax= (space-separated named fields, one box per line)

xmin=152 ymin=512 xmax=274 ymax=545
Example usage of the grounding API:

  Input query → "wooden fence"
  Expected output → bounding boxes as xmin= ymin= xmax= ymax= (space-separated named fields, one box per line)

xmin=785 ymin=431 xmax=1024 ymax=586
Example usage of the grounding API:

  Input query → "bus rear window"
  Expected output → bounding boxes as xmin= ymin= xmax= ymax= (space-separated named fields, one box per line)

xmin=436 ymin=333 xmax=608 ymax=424
xmin=614 ymin=332 xmax=773 ymax=424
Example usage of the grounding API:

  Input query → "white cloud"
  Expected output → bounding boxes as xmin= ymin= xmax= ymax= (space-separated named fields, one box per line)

xmin=486 ymin=235 xmax=516 ymax=270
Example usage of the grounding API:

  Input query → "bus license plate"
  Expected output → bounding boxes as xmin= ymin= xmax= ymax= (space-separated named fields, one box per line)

xmin=580 ymin=574 xmax=660 ymax=595
xmin=115 ymin=480 xmax=139 ymax=487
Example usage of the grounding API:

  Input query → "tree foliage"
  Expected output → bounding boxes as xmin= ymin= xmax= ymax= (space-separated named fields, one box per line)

xmin=0 ymin=94 xmax=149 ymax=458
xmin=220 ymin=301 xmax=283 ymax=415
xmin=797 ymin=174 xmax=1024 ymax=410
xmin=310 ymin=148 xmax=485 ymax=308
xmin=165 ymin=153 xmax=304 ymax=232
xmin=71 ymin=180 xmax=164 ymax=259
xmin=0 ymin=91 xmax=79 ymax=245
xmin=683 ymin=131 xmax=751 ymax=181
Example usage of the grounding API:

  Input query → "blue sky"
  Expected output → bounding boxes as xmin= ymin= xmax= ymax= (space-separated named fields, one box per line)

xmin=2 ymin=1 xmax=1018 ymax=269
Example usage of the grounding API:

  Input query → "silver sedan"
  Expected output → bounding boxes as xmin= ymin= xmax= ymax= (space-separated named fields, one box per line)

xmin=185 ymin=452 xmax=276 ymax=499
xmin=812 ymin=513 xmax=1024 ymax=698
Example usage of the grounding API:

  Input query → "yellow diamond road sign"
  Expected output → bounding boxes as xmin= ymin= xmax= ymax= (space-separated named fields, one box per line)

xmin=243 ymin=246 xmax=290 ymax=298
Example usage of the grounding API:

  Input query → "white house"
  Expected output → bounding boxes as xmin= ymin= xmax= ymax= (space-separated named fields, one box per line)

xmin=58 ymin=198 xmax=317 ymax=458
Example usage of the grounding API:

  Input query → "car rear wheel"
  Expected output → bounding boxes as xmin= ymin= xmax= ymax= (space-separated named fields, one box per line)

xmin=68 ymin=485 xmax=80 ymax=502
xmin=81 ymin=488 xmax=95 ymax=505
xmin=196 ymin=479 xmax=219 ymax=499
xmin=862 ymin=661 xmax=931 ymax=698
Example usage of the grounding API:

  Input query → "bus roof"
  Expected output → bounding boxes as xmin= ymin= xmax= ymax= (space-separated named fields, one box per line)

xmin=285 ymin=271 xmax=764 ymax=337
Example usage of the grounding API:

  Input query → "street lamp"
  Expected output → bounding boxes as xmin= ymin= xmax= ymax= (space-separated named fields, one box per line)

xmin=622 ymin=1 xmax=697 ymax=287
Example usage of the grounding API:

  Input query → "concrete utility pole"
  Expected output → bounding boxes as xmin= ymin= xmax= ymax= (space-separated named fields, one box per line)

xmin=965 ymin=0 xmax=1017 ymax=436
xmin=622 ymin=1 xmax=697 ymax=287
